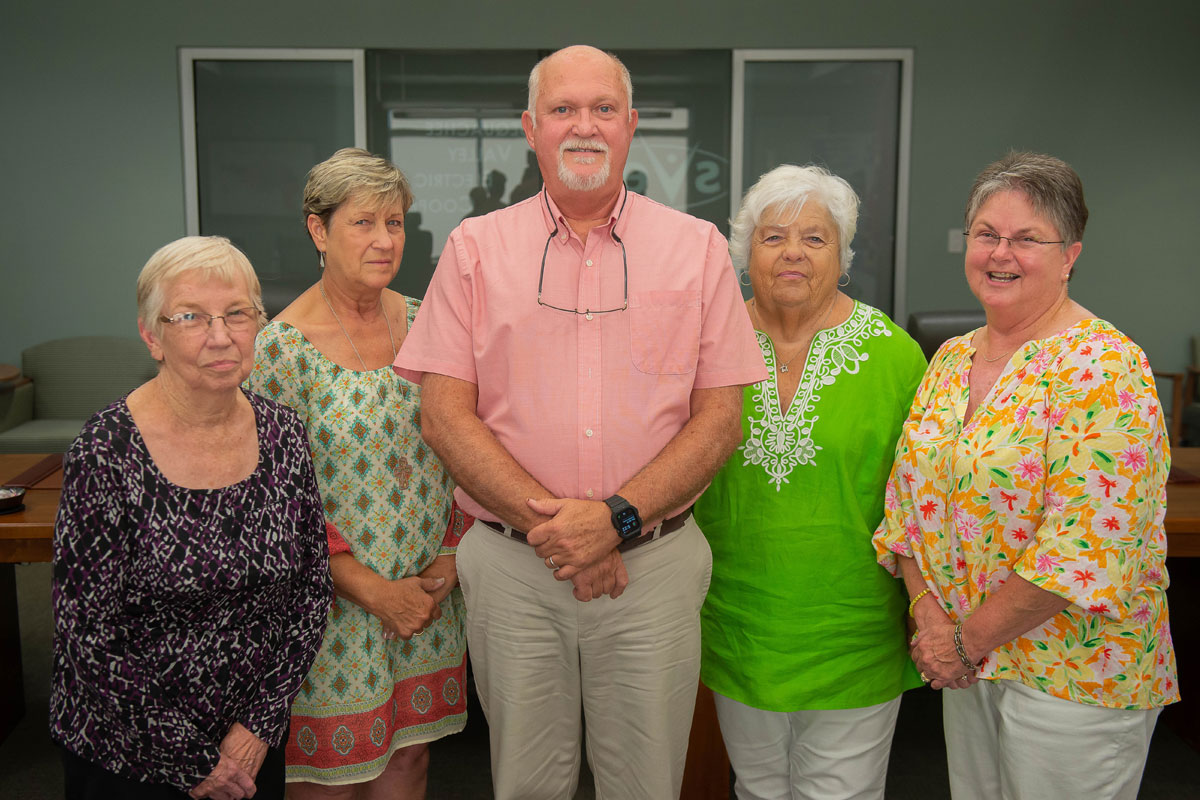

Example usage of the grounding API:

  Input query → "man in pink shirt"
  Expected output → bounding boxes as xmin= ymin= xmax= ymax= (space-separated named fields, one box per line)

xmin=395 ymin=45 xmax=766 ymax=799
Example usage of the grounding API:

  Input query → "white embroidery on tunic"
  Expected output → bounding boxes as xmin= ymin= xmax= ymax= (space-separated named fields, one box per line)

xmin=741 ymin=303 xmax=892 ymax=489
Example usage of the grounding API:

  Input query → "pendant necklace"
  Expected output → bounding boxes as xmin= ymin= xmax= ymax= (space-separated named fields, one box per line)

xmin=320 ymin=280 xmax=396 ymax=370
xmin=757 ymin=295 xmax=839 ymax=374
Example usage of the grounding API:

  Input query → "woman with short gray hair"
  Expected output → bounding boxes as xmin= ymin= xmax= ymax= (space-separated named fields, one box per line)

xmin=696 ymin=164 xmax=926 ymax=799
xmin=875 ymin=152 xmax=1177 ymax=799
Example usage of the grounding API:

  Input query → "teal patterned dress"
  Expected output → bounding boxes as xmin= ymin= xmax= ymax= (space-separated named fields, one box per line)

xmin=247 ymin=295 xmax=467 ymax=784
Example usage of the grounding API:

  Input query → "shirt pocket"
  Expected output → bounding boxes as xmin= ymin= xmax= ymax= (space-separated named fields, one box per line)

xmin=628 ymin=290 xmax=701 ymax=375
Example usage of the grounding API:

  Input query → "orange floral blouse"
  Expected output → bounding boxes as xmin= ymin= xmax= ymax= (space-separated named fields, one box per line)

xmin=873 ymin=319 xmax=1178 ymax=709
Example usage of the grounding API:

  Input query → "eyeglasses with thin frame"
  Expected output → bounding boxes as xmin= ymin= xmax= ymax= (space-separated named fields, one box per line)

xmin=536 ymin=189 xmax=629 ymax=317
xmin=964 ymin=230 xmax=1065 ymax=252
xmin=159 ymin=307 xmax=262 ymax=333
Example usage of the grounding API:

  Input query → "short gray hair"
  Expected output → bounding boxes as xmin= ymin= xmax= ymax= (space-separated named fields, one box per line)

xmin=526 ymin=47 xmax=633 ymax=128
xmin=303 ymin=148 xmax=414 ymax=233
xmin=137 ymin=236 xmax=263 ymax=338
xmin=730 ymin=164 xmax=860 ymax=274
xmin=964 ymin=151 xmax=1088 ymax=246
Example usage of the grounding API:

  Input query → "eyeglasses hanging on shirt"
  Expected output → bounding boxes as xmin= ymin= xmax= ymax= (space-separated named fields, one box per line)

xmin=536 ymin=188 xmax=629 ymax=319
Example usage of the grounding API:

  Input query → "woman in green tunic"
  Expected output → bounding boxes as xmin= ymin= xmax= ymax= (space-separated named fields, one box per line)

xmin=696 ymin=164 xmax=926 ymax=800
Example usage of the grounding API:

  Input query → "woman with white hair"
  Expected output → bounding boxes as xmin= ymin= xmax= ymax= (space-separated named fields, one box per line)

xmin=50 ymin=236 xmax=333 ymax=799
xmin=695 ymin=165 xmax=926 ymax=800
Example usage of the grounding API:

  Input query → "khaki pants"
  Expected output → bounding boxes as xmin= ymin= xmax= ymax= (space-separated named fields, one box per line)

xmin=457 ymin=518 xmax=713 ymax=800
xmin=943 ymin=678 xmax=1160 ymax=800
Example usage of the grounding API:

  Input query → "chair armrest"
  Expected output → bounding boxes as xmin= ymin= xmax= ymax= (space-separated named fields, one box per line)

xmin=1154 ymin=371 xmax=1185 ymax=446
xmin=0 ymin=379 xmax=33 ymax=434
xmin=1186 ymin=365 xmax=1199 ymax=403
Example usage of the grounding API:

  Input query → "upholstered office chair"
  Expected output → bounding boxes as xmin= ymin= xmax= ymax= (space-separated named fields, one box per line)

xmin=906 ymin=309 xmax=987 ymax=362
xmin=1180 ymin=336 xmax=1200 ymax=446
xmin=0 ymin=336 xmax=159 ymax=453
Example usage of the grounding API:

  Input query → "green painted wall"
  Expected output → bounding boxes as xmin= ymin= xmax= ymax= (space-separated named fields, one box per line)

xmin=3 ymin=1 xmax=1197 ymax=375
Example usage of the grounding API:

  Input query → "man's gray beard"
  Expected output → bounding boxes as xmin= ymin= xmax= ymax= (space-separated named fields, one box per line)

xmin=557 ymin=157 xmax=610 ymax=192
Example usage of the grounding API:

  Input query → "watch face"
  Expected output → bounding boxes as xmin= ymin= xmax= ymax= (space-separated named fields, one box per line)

xmin=614 ymin=507 xmax=640 ymax=539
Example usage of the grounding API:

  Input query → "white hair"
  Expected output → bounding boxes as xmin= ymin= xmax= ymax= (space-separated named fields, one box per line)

xmin=556 ymin=137 xmax=610 ymax=191
xmin=526 ymin=47 xmax=633 ymax=129
xmin=729 ymin=164 xmax=860 ymax=275
xmin=137 ymin=236 xmax=263 ymax=338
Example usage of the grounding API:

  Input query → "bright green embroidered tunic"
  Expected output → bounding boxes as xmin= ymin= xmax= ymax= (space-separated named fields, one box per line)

xmin=696 ymin=302 xmax=926 ymax=710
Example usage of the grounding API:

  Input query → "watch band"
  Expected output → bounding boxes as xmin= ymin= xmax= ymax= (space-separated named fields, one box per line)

xmin=604 ymin=494 xmax=643 ymax=541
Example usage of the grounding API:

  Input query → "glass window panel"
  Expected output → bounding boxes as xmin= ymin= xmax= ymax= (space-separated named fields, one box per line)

xmin=613 ymin=50 xmax=731 ymax=234
xmin=741 ymin=59 xmax=902 ymax=314
xmin=192 ymin=58 xmax=356 ymax=309
xmin=368 ymin=50 xmax=732 ymax=300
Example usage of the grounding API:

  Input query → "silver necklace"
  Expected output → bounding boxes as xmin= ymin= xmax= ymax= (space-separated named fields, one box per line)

xmin=979 ymin=349 xmax=1015 ymax=363
xmin=980 ymin=297 xmax=1072 ymax=364
xmin=319 ymin=281 xmax=396 ymax=370
xmin=756 ymin=295 xmax=839 ymax=374
xmin=978 ymin=333 xmax=1017 ymax=363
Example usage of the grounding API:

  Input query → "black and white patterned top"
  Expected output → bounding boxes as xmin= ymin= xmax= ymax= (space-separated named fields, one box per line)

xmin=49 ymin=389 xmax=333 ymax=792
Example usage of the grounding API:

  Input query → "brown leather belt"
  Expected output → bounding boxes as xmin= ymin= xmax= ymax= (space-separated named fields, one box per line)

xmin=481 ymin=508 xmax=692 ymax=553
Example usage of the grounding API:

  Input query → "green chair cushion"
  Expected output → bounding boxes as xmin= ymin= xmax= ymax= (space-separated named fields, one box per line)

xmin=21 ymin=336 xmax=158 ymax=420
xmin=0 ymin=419 xmax=87 ymax=454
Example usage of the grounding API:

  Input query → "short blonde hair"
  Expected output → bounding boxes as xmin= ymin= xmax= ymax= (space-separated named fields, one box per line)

xmin=137 ymin=236 xmax=263 ymax=337
xmin=302 ymin=148 xmax=414 ymax=234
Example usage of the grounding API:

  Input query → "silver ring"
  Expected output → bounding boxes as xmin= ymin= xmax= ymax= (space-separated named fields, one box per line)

xmin=548 ymin=555 xmax=558 ymax=570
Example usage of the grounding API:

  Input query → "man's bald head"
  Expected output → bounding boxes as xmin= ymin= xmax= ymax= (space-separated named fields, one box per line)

xmin=526 ymin=46 xmax=633 ymax=129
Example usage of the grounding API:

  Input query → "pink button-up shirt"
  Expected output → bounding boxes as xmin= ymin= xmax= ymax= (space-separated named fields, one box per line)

xmin=395 ymin=188 xmax=766 ymax=524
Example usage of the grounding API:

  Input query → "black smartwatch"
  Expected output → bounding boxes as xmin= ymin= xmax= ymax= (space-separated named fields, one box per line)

xmin=604 ymin=494 xmax=643 ymax=541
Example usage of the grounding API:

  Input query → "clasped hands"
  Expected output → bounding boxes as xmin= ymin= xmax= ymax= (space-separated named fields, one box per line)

xmin=189 ymin=723 xmax=265 ymax=800
xmin=909 ymin=603 xmax=979 ymax=691
xmin=525 ymin=497 xmax=628 ymax=602
xmin=371 ymin=556 xmax=456 ymax=640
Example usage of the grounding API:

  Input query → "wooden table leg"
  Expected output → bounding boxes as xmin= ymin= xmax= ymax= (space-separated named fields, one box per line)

xmin=681 ymin=681 xmax=730 ymax=799
xmin=0 ymin=563 xmax=26 ymax=743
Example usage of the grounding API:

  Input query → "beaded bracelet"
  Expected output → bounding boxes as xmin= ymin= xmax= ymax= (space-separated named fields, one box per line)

xmin=953 ymin=623 xmax=978 ymax=672
xmin=907 ymin=588 xmax=931 ymax=618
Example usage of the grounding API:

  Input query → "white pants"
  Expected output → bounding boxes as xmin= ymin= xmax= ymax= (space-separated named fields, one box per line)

xmin=456 ymin=518 xmax=713 ymax=800
xmin=713 ymin=692 xmax=902 ymax=800
xmin=943 ymin=678 xmax=1161 ymax=800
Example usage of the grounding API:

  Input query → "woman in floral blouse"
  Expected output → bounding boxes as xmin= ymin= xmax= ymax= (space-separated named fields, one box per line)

xmin=873 ymin=152 xmax=1178 ymax=800
xmin=696 ymin=164 xmax=926 ymax=799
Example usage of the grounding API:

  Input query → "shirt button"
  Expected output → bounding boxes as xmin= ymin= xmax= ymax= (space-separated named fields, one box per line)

xmin=585 ymin=259 xmax=593 ymax=267
xmin=586 ymin=489 xmax=594 ymax=498
xmin=585 ymin=428 xmax=593 ymax=437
